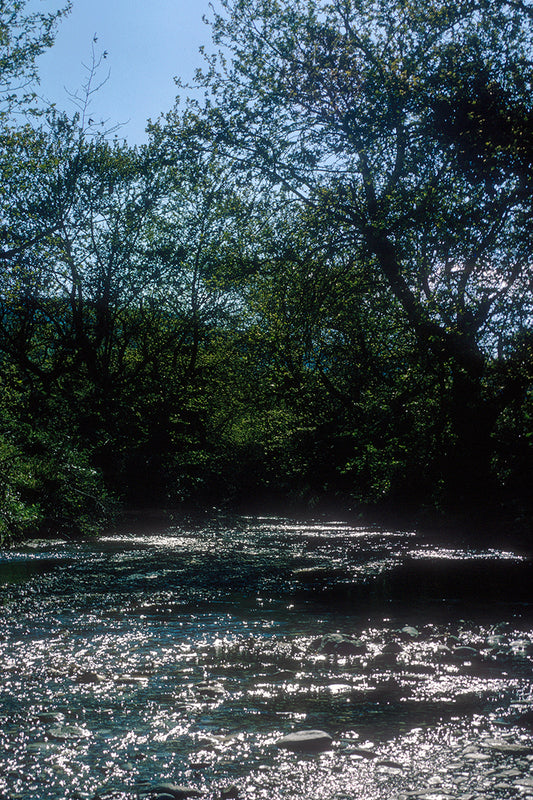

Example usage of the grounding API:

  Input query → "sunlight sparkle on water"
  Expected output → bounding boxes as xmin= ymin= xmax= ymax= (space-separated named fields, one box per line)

xmin=1 ymin=517 xmax=532 ymax=800
xmin=409 ymin=547 xmax=526 ymax=560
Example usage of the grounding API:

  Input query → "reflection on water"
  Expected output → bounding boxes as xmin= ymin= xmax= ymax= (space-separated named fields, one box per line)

xmin=0 ymin=516 xmax=532 ymax=800
xmin=0 ymin=557 xmax=72 ymax=585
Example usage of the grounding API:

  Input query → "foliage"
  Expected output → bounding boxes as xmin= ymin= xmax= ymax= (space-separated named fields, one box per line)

xmin=0 ymin=367 xmax=112 ymax=544
xmin=0 ymin=0 xmax=70 ymax=119
xmin=186 ymin=0 xmax=533 ymax=505
xmin=2 ymin=0 xmax=533 ymax=540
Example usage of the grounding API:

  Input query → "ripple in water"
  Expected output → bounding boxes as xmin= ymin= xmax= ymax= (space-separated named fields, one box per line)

xmin=0 ymin=515 xmax=532 ymax=799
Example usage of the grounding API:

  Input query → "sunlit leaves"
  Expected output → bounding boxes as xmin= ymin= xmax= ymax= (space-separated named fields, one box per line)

xmin=197 ymin=0 xmax=533 ymax=364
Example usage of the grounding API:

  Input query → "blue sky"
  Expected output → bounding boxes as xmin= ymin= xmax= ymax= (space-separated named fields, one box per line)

xmin=32 ymin=0 xmax=217 ymax=143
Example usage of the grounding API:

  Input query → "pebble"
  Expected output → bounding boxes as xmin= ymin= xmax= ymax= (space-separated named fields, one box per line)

xmin=115 ymin=673 xmax=148 ymax=685
xmin=316 ymin=633 xmax=366 ymax=656
xmin=376 ymin=759 xmax=404 ymax=769
xmin=47 ymin=724 xmax=92 ymax=741
xmin=220 ymin=786 xmax=239 ymax=799
xmin=515 ymin=778 xmax=533 ymax=788
xmin=400 ymin=626 xmax=420 ymax=638
xmin=193 ymin=681 xmax=225 ymax=699
xmin=494 ymin=768 xmax=522 ymax=777
xmin=482 ymin=738 xmax=533 ymax=754
xmin=463 ymin=752 xmax=491 ymax=761
xmin=26 ymin=741 xmax=59 ymax=753
xmin=35 ymin=711 xmax=65 ymax=724
xmin=346 ymin=746 xmax=380 ymax=759
xmin=147 ymin=784 xmax=203 ymax=799
xmin=74 ymin=670 xmax=106 ymax=684
xmin=276 ymin=730 xmax=333 ymax=752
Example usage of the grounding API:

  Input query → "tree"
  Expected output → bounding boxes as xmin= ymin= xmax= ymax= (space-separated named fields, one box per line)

xmin=190 ymin=0 xmax=533 ymax=505
xmin=0 ymin=0 xmax=70 ymax=120
xmin=0 ymin=104 xmax=266 ymax=506
xmin=231 ymin=202 xmax=449 ymax=507
xmin=142 ymin=116 xmax=276 ymax=503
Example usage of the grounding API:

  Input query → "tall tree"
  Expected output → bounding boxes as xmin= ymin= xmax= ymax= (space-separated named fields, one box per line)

xmin=190 ymin=0 xmax=533 ymax=503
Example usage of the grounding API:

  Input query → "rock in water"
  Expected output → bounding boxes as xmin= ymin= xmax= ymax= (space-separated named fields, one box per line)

xmin=482 ymin=739 xmax=533 ymax=755
xmin=74 ymin=670 xmax=105 ymax=684
xmin=276 ymin=730 xmax=333 ymax=752
xmin=148 ymin=784 xmax=203 ymax=799
xmin=400 ymin=625 xmax=419 ymax=638
xmin=47 ymin=724 xmax=91 ymax=741
xmin=316 ymin=633 xmax=366 ymax=656
xmin=220 ymin=786 xmax=239 ymax=799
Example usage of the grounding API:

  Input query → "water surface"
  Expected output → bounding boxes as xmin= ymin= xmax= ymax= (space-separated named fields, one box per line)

xmin=1 ymin=516 xmax=532 ymax=799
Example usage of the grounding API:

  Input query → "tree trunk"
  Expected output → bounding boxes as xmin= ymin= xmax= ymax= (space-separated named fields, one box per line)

xmin=443 ymin=368 xmax=499 ymax=509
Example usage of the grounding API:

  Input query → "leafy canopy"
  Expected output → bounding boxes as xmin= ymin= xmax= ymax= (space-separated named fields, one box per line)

xmin=196 ymin=0 xmax=533 ymax=380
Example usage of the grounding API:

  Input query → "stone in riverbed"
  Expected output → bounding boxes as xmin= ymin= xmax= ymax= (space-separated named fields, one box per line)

xmin=462 ymin=751 xmax=490 ymax=761
xmin=26 ymin=741 xmax=60 ymax=754
xmin=482 ymin=738 xmax=533 ymax=755
xmin=315 ymin=633 xmax=366 ymax=656
xmin=376 ymin=758 xmax=404 ymax=770
xmin=451 ymin=646 xmax=479 ymax=661
xmin=276 ymin=730 xmax=333 ymax=752
xmin=115 ymin=673 xmax=148 ymax=685
xmin=345 ymin=745 xmax=379 ymax=759
xmin=47 ymin=724 xmax=91 ymax=741
xmin=400 ymin=626 xmax=419 ymax=638
xmin=220 ymin=785 xmax=239 ymax=799
xmin=193 ymin=681 xmax=225 ymax=699
xmin=74 ymin=670 xmax=106 ymax=684
xmin=148 ymin=784 xmax=203 ymax=799
xmin=514 ymin=777 xmax=533 ymax=788
xmin=35 ymin=712 xmax=65 ymax=724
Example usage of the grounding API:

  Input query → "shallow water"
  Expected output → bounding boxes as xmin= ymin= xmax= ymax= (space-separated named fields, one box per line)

xmin=1 ymin=515 xmax=532 ymax=800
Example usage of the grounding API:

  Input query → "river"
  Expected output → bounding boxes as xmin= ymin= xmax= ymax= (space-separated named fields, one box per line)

xmin=1 ymin=515 xmax=533 ymax=800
